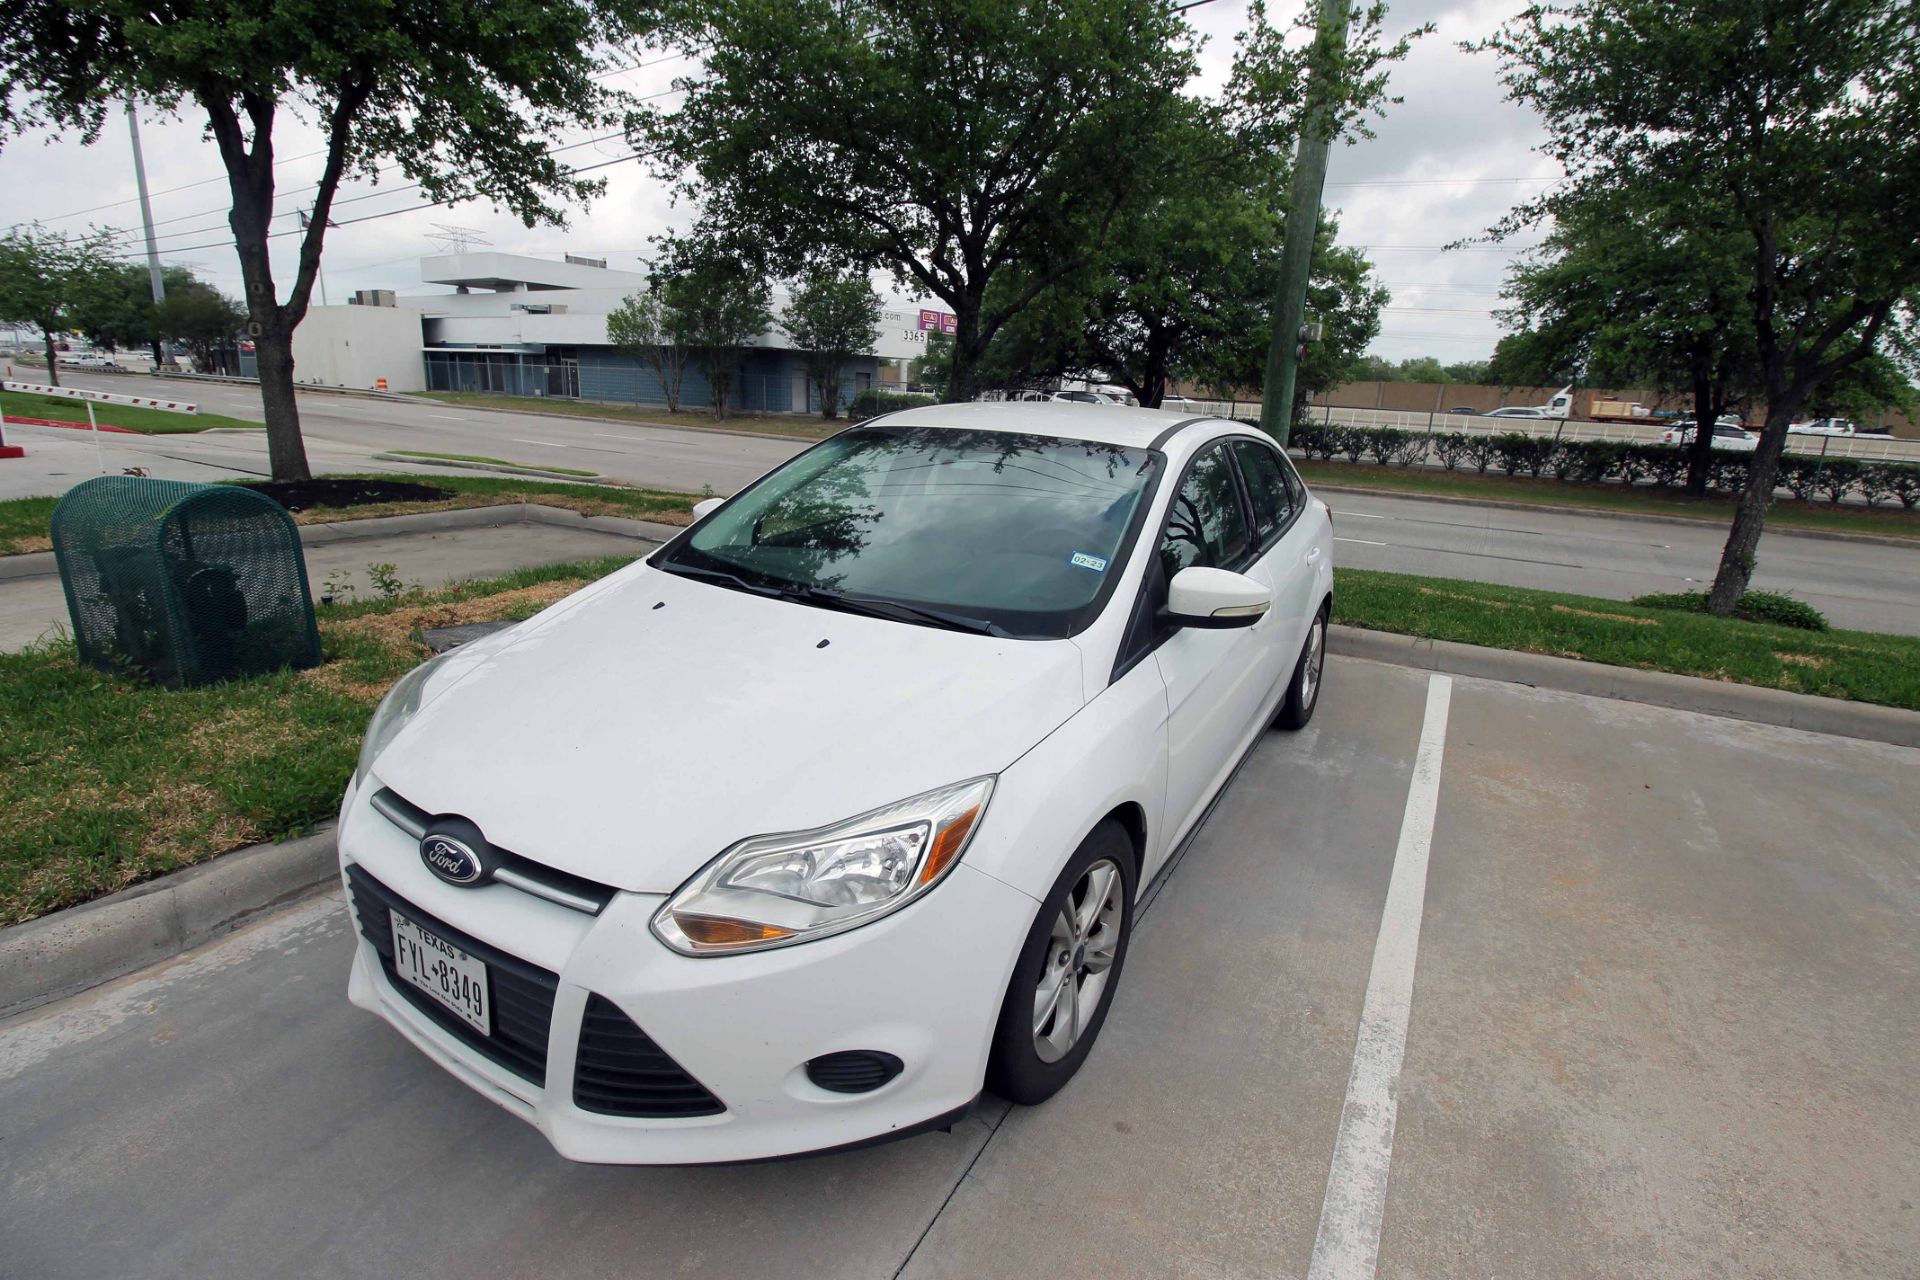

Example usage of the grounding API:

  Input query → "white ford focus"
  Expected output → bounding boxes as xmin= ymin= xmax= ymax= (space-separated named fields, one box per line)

xmin=339 ymin=402 xmax=1334 ymax=1163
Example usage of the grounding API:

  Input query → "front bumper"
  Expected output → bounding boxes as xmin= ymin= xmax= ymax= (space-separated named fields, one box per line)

xmin=338 ymin=776 xmax=1036 ymax=1164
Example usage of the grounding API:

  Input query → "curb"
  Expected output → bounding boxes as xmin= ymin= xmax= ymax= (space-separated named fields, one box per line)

xmin=1308 ymin=481 xmax=1920 ymax=550
xmin=1 ymin=502 xmax=683 ymax=579
xmin=0 ymin=826 xmax=339 ymax=1020
xmin=372 ymin=452 xmax=603 ymax=482
xmin=433 ymin=398 xmax=826 ymax=445
xmin=1330 ymin=624 xmax=1920 ymax=749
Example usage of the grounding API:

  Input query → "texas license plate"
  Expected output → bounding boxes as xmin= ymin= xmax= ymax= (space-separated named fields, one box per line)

xmin=391 ymin=913 xmax=490 ymax=1034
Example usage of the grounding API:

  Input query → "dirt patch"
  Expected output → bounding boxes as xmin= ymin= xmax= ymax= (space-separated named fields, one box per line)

xmin=1550 ymin=604 xmax=1658 ymax=626
xmin=4 ymin=534 xmax=52 ymax=555
xmin=1417 ymin=586 xmax=1526 ymax=610
xmin=238 ymin=477 xmax=450 ymax=512
xmin=1775 ymin=651 xmax=1830 ymax=668
xmin=331 ymin=581 xmax=586 ymax=648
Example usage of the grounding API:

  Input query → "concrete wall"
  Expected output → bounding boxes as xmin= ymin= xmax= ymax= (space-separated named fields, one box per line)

xmin=292 ymin=306 xmax=426 ymax=392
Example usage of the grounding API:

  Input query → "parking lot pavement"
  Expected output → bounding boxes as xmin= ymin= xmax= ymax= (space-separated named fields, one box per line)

xmin=0 ymin=520 xmax=644 ymax=651
xmin=2 ymin=659 xmax=1915 ymax=1278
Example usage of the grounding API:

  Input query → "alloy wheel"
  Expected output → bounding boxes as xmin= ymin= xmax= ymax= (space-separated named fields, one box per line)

xmin=1032 ymin=857 xmax=1125 ymax=1063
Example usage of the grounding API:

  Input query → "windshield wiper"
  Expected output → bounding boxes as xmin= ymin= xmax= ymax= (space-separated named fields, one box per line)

xmin=653 ymin=560 xmax=783 ymax=598
xmin=780 ymin=584 xmax=1009 ymax=637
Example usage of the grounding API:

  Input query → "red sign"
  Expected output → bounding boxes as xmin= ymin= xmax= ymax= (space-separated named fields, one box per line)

xmin=919 ymin=309 xmax=958 ymax=335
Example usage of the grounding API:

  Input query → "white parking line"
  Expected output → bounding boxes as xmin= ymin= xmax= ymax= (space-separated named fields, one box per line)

xmin=1307 ymin=673 xmax=1453 ymax=1280
xmin=510 ymin=438 xmax=567 ymax=448
xmin=1335 ymin=537 xmax=1389 ymax=547
xmin=1333 ymin=510 xmax=1386 ymax=519
xmin=427 ymin=414 xmax=466 ymax=421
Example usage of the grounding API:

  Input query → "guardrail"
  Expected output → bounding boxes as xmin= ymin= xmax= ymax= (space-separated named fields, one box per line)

xmin=1307 ymin=404 xmax=1920 ymax=462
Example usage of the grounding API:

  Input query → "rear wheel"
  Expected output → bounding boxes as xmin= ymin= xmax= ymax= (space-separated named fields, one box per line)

xmin=1275 ymin=602 xmax=1328 ymax=731
xmin=986 ymin=821 xmax=1136 ymax=1105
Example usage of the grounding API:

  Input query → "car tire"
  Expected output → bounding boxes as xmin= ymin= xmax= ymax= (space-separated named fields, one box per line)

xmin=1274 ymin=601 xmax=1329 ymax=731
xmin=986 ymin=821 xmax=1137 ymax=1106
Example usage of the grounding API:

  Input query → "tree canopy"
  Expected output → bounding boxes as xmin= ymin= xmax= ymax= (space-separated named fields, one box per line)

xmin=782 ymin=271 xmax=883 ymax=419
xmin=0 ymin=0 xmax=659 ymax=477
xmin=0 ymin=226 xmax=115 ymax=386
xmin=1479 ymin=0 xmax=1920 ymax=611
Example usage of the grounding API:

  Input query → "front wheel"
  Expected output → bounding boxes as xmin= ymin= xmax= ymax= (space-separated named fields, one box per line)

xmin=986 ymin=821 xmax=1136 ymax=1106
xmin=1275 ymin=603 xmax=1329 ymax=731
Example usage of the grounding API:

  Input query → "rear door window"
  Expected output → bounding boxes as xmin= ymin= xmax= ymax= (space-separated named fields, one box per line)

xmin=1231 ymin=440 xmax=1296 ymax=549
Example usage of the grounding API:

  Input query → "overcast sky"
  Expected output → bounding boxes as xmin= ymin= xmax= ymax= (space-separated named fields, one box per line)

xmin=0 ymin=0 xmax=1550 ymax=364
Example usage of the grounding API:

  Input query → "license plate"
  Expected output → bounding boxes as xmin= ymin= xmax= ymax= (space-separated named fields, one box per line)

xmin=391 ymin=913 xmax=490 ymax=1034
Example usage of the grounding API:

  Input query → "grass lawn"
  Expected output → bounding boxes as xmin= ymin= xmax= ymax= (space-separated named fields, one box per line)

xmin=388 ymin=449 xmax=599 ymax=477
xmin=0 ymin=389 xmax=262 ymax=434
xmin=1332 ymin=567 xmax=1920 ymax=711
xmin=413 ymin=390 xmax=844 ymax=440
xmin=1298 ymin=459 xmax=1920 ymax=541
xmin=0 ymin=472 xmax=697 ymax=556
xmin=0 ymin=555 xmax=639 ymax=926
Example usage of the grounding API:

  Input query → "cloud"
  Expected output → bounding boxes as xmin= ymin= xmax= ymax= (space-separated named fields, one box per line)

xmin=0 ymin=2 xmax=1547 ymax=364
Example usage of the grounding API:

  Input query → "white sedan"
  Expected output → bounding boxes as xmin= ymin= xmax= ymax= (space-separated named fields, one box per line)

xmin=1659 ymin=421 xmax=1757 ymax=452
xmin=339 ymin=402 xmax=1335 ymax=1163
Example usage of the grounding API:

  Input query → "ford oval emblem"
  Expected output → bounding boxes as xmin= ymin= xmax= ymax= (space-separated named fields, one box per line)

xmin=421 ymin=835 xmax=484 ymax=886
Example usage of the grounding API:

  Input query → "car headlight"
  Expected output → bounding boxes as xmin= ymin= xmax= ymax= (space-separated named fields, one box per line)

xmin=652 ymin=776 xmax=995 ymax=956
xmin=353 ymin=653 xmax=449 ymax=787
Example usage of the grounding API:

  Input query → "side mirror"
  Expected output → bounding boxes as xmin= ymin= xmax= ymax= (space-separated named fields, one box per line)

xmin=1164 ymin=566 xmax=1270 ymax=630
xmin=691 ymin=496 xmax=725 ymax=522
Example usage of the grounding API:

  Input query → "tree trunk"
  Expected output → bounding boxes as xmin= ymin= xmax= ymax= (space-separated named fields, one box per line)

xmin=252 ymin=328 xmax=312 ymax=482
xmin=40 ymin=328 xmax=61 ymax=386
xmin=1705 ymin=404 xmax=1796 ymax=613
xmin=944 ymin=309 xmax=982 ymax=405
xmin=1683 ymin=373 xmax=1718 ymax=495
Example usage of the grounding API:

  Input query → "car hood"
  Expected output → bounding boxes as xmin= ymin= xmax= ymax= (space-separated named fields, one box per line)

xmin=370 ymin=562 xmax=1087 ymax=894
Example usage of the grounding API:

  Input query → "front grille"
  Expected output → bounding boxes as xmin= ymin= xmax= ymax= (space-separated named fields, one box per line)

xmin=370 ymin=787 xmax=617 ymax=916
xmin=574 ymin=995 xmax=726 ymax=1118
xmin=346 ymin=864 xmax=558 ymax=1086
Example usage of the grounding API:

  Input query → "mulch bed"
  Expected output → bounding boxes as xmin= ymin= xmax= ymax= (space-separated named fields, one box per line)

xmin=236 ymin=478 xmax=450 ymax=513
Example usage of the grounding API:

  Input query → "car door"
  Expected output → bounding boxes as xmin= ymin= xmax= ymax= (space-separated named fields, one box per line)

xmin=1150 ymin=441 xmax=1273 ymax=846
xmin=1231 ymin=438 xmax=1318 ymax=691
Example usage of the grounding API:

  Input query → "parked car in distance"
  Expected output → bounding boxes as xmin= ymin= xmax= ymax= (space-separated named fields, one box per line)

xmin=1788 ymin=418 xmax=1856 ymax=435
xmin=1159 ymin=394 xmax=1204 ymax=410
xmin=1660 ymin=421 xmax=1758 ymax=452
xmin=340 ymin=402 xmax=1335 ymax=1164
xmin=1445 ymin=406 xmax=1479 ymax=416
xmin=59 ymin=351 xmax=123 ymax=371
xmin=1049 ymin=389 xmax=1117 ymax=405
xmin=1484 ymin=406 xmax=1550 ymax=420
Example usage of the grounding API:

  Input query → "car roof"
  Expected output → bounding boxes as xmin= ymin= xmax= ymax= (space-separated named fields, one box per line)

xmin=874 ymin=400 xmax=1230 ymax=450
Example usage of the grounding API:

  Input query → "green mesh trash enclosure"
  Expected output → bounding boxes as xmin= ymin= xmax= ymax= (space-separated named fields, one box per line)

xmin=50 ymin=476 xmax=321 ymax=688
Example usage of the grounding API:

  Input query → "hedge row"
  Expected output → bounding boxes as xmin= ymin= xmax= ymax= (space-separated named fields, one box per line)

xmin=1285 ymin=424 xmax=1920 ymax=507
xmin=848 ymin=389 xmax=938 ymax=421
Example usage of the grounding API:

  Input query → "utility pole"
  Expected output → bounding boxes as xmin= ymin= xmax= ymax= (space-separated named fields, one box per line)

xmin=1258 ymin=0 xmax=1352 ymax=448
xmin=125 ymin=99 xmax=169 ymax=366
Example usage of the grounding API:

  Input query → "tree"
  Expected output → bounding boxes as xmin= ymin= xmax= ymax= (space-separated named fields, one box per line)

xmin=1 ymin=0 xmax=659 ymax=480
xmin=606 ymin=289 xmax=692 ymax=413
xmin=640 ymin=0 xmax=1198 ymax=404
xmin=658 ymin=254 xmax=771 ymax=418
xmin=0 ymin=226 xmax=114 ymax=386
xmin=1442 ymin=359 xmax=1492 ymax=384
xmin=782 ymin=271 xmax=882 ymax=419
xmin=1494 ymin=184 xmax=1757 ymax=494
xmin=156 ymin=281 xmax=246 ymax=373
xmin=1481 ymin=0 xmax=1920 ymax=613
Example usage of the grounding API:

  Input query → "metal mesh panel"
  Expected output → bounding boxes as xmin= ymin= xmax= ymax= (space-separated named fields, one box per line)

xmin=49 ymin=476 xmax=321 ymax=688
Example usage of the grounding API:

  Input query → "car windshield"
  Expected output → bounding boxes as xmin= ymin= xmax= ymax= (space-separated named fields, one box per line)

xmin=654 ymin=426 xmax=1160 ymax=639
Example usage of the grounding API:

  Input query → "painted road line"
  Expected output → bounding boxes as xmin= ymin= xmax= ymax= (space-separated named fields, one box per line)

xmin=1331 ymin=510 xmax=1386 ymax=519
xmin=1306 ymin=673 xmax=1453 ymax=1280
xmin=510 ymin=438 xmax=568 ymax=448
xmin=1335 ymin=537 xmax=1389 ymax=547
xmin=427 ymin=414 xmax=466 ymax=421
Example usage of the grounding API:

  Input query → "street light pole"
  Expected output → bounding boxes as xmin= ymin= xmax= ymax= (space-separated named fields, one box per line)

xmin=1258 ymin=0 xmax=1352 ymax=448
xmin=125 ymin=99 xmax=169 ymax=366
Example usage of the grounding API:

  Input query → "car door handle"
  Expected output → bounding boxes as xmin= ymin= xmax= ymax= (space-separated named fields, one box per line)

xmin=1304 ymin=546 xmax=1323 ymax=564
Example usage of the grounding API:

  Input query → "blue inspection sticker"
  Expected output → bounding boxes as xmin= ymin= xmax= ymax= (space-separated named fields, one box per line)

xmin=1069 ymin=552 xmax=1109 ymax=572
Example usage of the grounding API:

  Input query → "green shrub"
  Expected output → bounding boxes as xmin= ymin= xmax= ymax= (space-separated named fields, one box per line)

xmin=1491 ymin=431 xmax=1556 ymax=477
xmin=848 ymin=389 xmax=936 ymax=421
xmin=1643 ymin=447 xmax=1688 ymax=488
xmin=1551 ymin=440 xmax=1623 ymax=483
xmin=1876 ymin=462 xmax=1920 ymax=509
xmin=1631 ymin=589 xmax=1829 ymax=631
xmin=1709 ymin=456 xmax=1750 ymax=494
xmin=1335 ymin=425 xmax=1371 ymax=465
xmin=1290 ymin=424 xmax=1336 ymax=460
xmin=1465 ymin=434 xmax=1498 ymax=473
xmin=1366 ymin=427 xmax=1426 ymax=466
xmin=1777 ymin=456 xmax=1823 ymax=500
xmin=1816 ymin=457 xmax=1861 ymax=503
xmin=1431 ymin=431 xmax=1474 ymax=471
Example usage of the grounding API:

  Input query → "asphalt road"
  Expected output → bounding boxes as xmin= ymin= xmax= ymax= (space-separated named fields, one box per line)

xmin=7 ymin=372 xmax=1919 ymax=635
xmin=4 ymin=659 xmax=1916 ymax=1277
